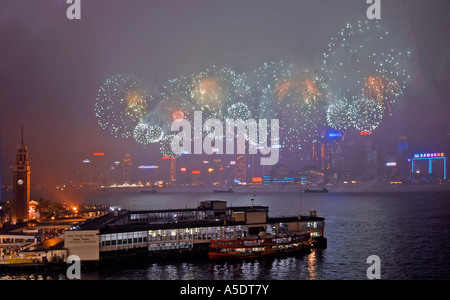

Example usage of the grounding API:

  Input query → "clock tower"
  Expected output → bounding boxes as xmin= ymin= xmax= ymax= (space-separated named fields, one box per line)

xmin=12 ymin=127 xmax=30 ymax=224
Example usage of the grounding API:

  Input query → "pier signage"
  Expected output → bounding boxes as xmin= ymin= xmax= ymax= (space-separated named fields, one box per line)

xmin=64 ymin=230 xmax=100 ymax=261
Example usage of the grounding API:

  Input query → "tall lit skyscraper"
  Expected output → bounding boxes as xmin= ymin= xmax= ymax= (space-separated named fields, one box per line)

xmin=398 ymin=136 xmax=409 ymax=155
xmin=12 ymin=127 xmax=31 ymax=224
xmin=121 ymin=154 xmax=132 ymax=184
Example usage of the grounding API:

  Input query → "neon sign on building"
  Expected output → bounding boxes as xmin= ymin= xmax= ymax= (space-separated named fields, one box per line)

xmin=411 ymin=153 xmax=446 ymax=180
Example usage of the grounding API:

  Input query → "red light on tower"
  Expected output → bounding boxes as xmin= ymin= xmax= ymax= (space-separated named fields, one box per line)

xmin=192 ymin=170 xmax=201 ymax=175
xmin=93 ymin=153 xmax=105 ymax=156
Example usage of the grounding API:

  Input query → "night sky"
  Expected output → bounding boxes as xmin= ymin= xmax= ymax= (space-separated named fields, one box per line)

xmin=0 ymin=0 xmax=449 ymax=186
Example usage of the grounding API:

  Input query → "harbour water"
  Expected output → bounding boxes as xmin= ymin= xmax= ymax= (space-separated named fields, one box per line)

xmin=2 ymin=190 xmax=450 ymax=280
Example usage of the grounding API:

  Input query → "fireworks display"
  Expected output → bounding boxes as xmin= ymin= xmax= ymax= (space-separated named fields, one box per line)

xmin=133 ymin=122 xmax=164 ymax=145
xmin=146 ymin=125 xmax=164 ymax=144
xmin=158 ymin=75 xmax=196 ymax=131
xmin=133 ymin=123 xmax=151 ymax=145
xmin=190 ymin=66 xmax=250 ymax=118
xmin=269 ymin=70 xmax=328 ymax=152
xmin=159 ymin=134 xmax=181 ymax=159
xmin=351 ymin=97 xmax=384 ymax=132
xmin=95 ymin=74 xmax=152 ymax=139
xmin=94 ymin=20 xmax=412 ymax=160
xmin=326 ymin=97 xmax=354 ymax=131
xmin=322 ymin=20 xmax=411 ymax=131
xmin=362 ymin=74 xmax=401 ymax=114
xmin=227 ymin=102 xmax=253 ymax=120
xmin=251 ymin=61 xmax=294 ymax=120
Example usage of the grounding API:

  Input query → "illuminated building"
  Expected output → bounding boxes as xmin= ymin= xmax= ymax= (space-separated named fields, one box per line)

xmin=177 ymin=167 xmax=189 ymax=185
xmin=191 ymin=169 xmax=203 ymax=186
xmin=91 ymin=152 xmax=109 ymax=186
xmin=396 ymin=136 xmax=410 ymax=179
xmin=28 ymin=200 xmax=40 ymax=220
xmin=398 ymin=136 xmax=409 ymax=155
xmin=269 ymin=165 xmax=296 ymax=186
xmin=63 ymin=201 xmax=326 ymax=263
xmin=76 ymin=152 xmax=109 ymax=187
xmin=170 ymin=158 xmax=176 ymax=185
xmin=310 ymin=129 xmax=344 ymax=181
xmin=137 ymin=165 xmax=159 ymax=186
xmin=12 ymin=127 xmax=30 ymax=224
xmin=235 ymin=155 xmax=247 ymax=184
xmin=121 ymin=154 xmax=132 ymax=184
xmin=77 ymin=157 xmax=94 ymax=187
xmin=311 ymin=140 xmax=330 ymax=171
xmin=159 ymin=156 xmax=177 ymax=186
xmin=411 ymin=153 xmax=446 ymax=180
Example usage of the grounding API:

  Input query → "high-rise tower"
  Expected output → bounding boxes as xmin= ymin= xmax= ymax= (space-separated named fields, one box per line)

xmin=12 ymin=127 xmax=30 ymax=224
xmin=121 ymin=154 xmax=132 ymax=184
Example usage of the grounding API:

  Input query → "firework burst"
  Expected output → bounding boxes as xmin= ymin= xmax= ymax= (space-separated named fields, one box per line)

xmin=189 ymin=66 xmax=250 ymax=118
xmin=133 ymin=122 xmax=164 ymax=145
xmin=159 ymin=134 xmax=182 ymax=158
xmin=95 ymin=74 xmax=152 ymax=139
xmin=350 ymin=97 xmax=384 ymax=132
xmin=322 ymin=20 xmax=411 ymax=127
xmin=326 ymin=97 xmax=354 ymax=131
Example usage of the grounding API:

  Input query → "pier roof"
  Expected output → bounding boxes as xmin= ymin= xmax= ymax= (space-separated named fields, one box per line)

xmin=78 ymin=210 xmax=129 ymax=231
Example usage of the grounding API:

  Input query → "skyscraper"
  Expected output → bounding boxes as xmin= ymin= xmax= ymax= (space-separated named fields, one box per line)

xmin=121 ymin=154 xmax=132 ymax=184
xmin=12 ymin=127 xmax=31 ymax=224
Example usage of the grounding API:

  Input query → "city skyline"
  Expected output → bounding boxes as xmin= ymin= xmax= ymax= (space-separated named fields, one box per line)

xmin=0 ymin=0 xmax=449 ymax=282
xmin=0 ymin=0 xmax=449 ymax=187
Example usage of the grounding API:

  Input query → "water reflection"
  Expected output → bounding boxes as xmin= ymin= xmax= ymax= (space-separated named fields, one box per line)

xmin=2 ymin=191 xmax=449 ymax=280
xmin=306 ymin=250 xmax=319 ymax=280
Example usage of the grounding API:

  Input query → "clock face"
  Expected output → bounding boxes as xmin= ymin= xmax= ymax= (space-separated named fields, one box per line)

xmin=17 ymin=179 xmax=24 ymax=185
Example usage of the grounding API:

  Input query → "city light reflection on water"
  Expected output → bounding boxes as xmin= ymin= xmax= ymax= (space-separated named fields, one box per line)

xmin=2 ymin=191 xmax=450 ymax=280
xmin=306 ymin=249 xmax=319 ymax=280
xmin=81 ymin=249 xmax=325 ymax=280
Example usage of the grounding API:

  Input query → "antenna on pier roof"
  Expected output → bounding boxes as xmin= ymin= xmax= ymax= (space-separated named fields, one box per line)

xmin=251 ymin=192 xmax=256 ymax=210
xmin=21 ymin=125 xmax=24 ymax=144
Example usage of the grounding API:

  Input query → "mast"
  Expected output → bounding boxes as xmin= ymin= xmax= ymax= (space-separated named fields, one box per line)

xmin=299 ymin=180 xmax=302 ymax=217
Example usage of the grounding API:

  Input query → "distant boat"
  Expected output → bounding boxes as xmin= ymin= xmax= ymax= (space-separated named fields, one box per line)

xmin=304 ymin=188 xmax=329 ymax=193
xmin=214 ymin=188 xmax=234 ymax=193
xmin=141 ymin=189 xmax=158 ymax=193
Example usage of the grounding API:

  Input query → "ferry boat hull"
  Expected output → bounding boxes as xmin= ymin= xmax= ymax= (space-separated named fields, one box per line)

xmin=208 ymin=233 xmax=310 ymax=260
